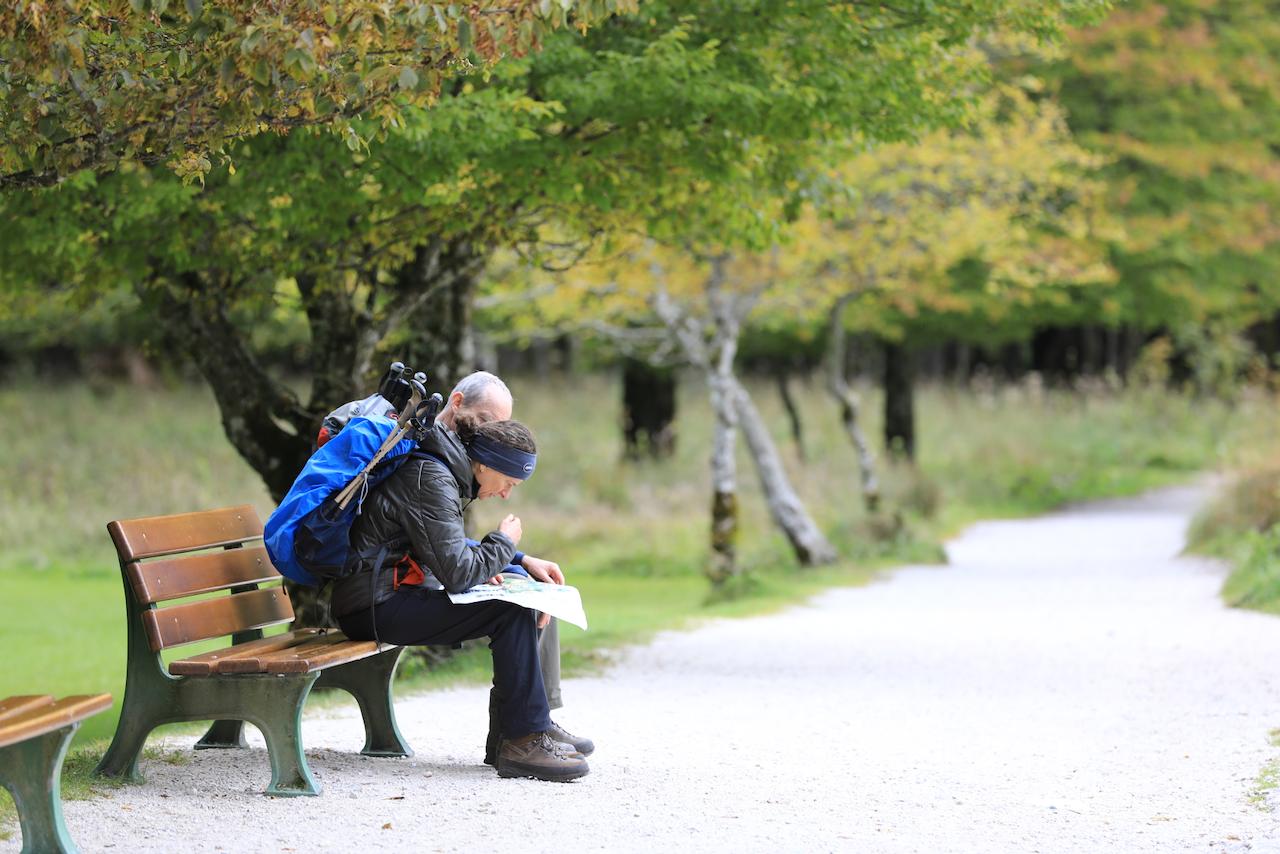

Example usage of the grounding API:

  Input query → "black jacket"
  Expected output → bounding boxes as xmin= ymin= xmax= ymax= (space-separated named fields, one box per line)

xmin=330 ymin=422 xmax=517 ymax=618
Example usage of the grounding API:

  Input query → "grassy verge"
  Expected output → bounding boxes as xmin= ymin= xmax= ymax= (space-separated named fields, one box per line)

xmin=1250 ymin=729 xmax=1280 ymax=810
xmin=1188 ymin=461 xmax=1280 ymax=614
xmin=2 ymin=374 xmax=1277 ymax=758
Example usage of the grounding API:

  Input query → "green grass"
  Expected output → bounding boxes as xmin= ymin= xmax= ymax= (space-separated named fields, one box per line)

xmin=2 ymin=373 xmax=1277 ymax=760
xmin=1187 ymin=450 xmax=1280 ymax=614
xmin=1250 ymin=728 xmax=1280 ymax=809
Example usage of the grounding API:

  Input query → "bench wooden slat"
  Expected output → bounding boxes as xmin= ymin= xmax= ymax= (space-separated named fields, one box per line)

xmin=141 ymin=586 xmax=294 ymax=651
xmin=127 ymin=545 xmax=280 ymax=605
xmin=0 ymin=695 xmax=56 ymax=725
xmin=213 ymin=631 xmax=349 ymax=674
xmin=263 ymin=638 xmax=386 ymax=674
xmin=0 ymin=695 xmax=113 ymax=749
xmin=109 ymin=505 xmax=263 ymax=562
xmin=168 ymin=629 xmax=330 ymax=675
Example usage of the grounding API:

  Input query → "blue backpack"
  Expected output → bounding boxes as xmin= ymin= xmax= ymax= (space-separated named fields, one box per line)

xmin=264 ymin=394 xmax=441 ymax=586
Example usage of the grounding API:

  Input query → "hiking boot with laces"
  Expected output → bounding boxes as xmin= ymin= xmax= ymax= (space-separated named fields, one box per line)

xmin=546 ymin=720 xmax=594 ymax=757
xmin=496 ymin=731 xmax=590 ymax=781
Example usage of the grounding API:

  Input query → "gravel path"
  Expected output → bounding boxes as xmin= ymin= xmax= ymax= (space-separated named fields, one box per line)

xmin=11 ymin=485 xmax=1280 ymax=853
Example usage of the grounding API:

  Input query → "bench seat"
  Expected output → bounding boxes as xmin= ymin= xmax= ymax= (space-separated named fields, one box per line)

xmin=168 ymin=629 xmax=386 ymax=675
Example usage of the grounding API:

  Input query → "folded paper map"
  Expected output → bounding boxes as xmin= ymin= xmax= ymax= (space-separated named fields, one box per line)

xmin=447 ymin=577 xmax=588 ymax=630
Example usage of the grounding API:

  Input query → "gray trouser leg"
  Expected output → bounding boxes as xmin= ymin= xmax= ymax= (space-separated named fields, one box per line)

xmin=538 ymin=615 xmax=563 ymax=711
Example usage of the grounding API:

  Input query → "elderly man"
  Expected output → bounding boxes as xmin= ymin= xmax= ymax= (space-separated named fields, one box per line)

xmin=434 ymin=370 xmax=594 ymax=764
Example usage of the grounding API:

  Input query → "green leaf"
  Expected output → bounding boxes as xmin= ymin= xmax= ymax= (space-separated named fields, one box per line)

xmin=398 ymin=66 xmax=419 ymax=90
xmin=184 ymin=0 xmax=203 ymax=19
xmin=457 ymin=19 xmax=471 ymax=53
xmin=37 ymin=117 xmax=61 ymax=141
xmin=241 ymin=27 xmax=264 ymax=54
xmin=218 ymin=54 xmax=237 ymax=88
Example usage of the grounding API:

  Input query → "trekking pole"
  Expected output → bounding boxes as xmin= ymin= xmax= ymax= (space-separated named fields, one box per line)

xmin=331 ymin=391 xmax=442 ymax=511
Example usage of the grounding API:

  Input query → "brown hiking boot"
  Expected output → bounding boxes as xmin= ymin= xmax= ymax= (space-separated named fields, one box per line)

xmin=496 ymin=731 xmax=590 ymax=781
xmin=546 ymin=720 xmax=594 ymax=757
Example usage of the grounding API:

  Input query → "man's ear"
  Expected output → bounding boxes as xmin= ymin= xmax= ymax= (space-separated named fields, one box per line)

xmin=449 ymin=391 xmax=466 ymax=412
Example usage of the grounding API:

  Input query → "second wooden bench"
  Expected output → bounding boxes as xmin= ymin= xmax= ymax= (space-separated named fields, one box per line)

xmin=0 ymin=693 xmax=112 ymax=854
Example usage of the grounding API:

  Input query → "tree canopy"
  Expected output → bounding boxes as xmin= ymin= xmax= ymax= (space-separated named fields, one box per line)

xmin=2 ymin=0 xmax=1113 ymax=504
xmin=0 ymin=0 xmax=623 ymax=189
xmin=1029 ymin=0 xmax=1280 ymax=335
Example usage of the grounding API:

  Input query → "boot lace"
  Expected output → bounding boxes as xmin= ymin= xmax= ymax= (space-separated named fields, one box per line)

xmin=536 ymin=731 xmax=571 ymax=757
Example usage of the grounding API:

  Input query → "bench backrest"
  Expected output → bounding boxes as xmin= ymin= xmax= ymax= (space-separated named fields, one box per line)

xmin=108 ymin=505 xmax=294 ymax=652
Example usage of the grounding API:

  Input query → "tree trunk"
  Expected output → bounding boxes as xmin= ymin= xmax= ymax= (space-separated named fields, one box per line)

xmin=775 ymin=366 xmax=805 ymax=462
xmin=882 ymin=339 xmax=915 ymax=461
xmin=155 ymin=274 xmax=318 ymax=504
xmin=707 ymin=369 xmax=740 ymax=584
xmin=297 ymin=272 xmax=363 ymax=413
xmin=732 ymin=377 xmax=839 ymax=566
xmin=953 ymin=342 xmax=970 ymax=386
xmin=621 ymin=357 xmax=677 ymax=459
xmin=402 ymin=239 xmax=490 ymax=395
xmin=826 ymin=297 xmax=880 ymax=510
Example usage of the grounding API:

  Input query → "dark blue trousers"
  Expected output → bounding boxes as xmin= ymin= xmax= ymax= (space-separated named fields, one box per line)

xmin=338 ymin=589 xmax=553 ymax=739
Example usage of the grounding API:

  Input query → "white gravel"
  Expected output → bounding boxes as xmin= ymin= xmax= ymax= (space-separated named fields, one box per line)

xmin=9 ymin=485 xmax=1280 ymax=853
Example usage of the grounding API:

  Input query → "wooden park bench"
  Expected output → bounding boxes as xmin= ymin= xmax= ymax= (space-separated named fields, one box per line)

xmin=0 ymin=693 xmax=112 ymax=854
xmin=93 ymin=505 xmax=410 ymax=797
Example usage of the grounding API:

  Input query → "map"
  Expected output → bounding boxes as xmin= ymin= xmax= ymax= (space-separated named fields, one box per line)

xmin=447 ymin=577 xmax=588 ymax=630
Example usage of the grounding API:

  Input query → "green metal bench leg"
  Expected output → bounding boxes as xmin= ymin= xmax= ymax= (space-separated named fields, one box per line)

xmin=245 ymin=679 xmax=321 ymax=797
xmin=0 ymin=723 xmax=82 ymax=854
xmin=93 ymin=694 xmax=153 ymax=784
xmin=315 ymin=646 xmax=411 ymax=758
xmin=97 ymin=672 xmax=324 ymax=796
xmin=194 ymin=627 xmax=259 ymax=750
xmin=195 ymin=720 xmax=249 ymax=750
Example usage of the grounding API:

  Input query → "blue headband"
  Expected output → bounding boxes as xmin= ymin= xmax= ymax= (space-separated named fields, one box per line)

xmin=468 ymin=432 xmax=537 ymax=480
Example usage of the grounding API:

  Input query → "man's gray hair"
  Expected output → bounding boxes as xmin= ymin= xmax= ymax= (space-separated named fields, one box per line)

xmin=450 ymin=371 xmax=512 ymax=411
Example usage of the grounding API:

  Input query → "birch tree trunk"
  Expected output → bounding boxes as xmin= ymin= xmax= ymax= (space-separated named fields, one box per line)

xmin=707 ymin=366 xmax=741 ymax=584
xmin=826 ymin=294 xmax=881 ymax=510
xmin=652 ymin=255 xmax=742 ymax=584
xmin=653 ymin=253 xmax=840 ymax=580
xmin=732 ymin=376 xmax=839 ymax=566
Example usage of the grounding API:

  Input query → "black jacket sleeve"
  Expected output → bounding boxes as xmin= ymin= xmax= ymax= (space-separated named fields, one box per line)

xmin=392 ymin=460 xmax=516 ymax=594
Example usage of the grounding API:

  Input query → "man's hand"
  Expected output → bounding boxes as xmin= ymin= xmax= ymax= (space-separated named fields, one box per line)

xmin=521 ymin=555 xmax=564 ymax=629
xmin=521 ymin=555 xmax=564 ymax=585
